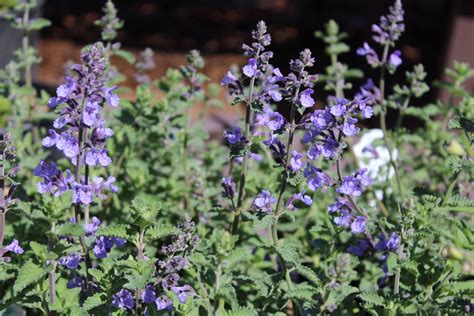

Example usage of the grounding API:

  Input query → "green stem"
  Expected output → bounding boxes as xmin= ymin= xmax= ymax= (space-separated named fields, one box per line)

xmin=232 ymin=50 xmax=260 ymax=235
xmin=195 ymin=268 xmax=213 ymax=315
xmin=379 ymin=43 xmax=404 ymax=201
xmin=270 ymin=76 xmax=302 ymax=315
xmin=331 ymin=54 xmax=389 ymax=217
xmin=394 ymin=236 xmax=404 ymax=295
xmin=441 ymin=172 xmax=459 ymax=207
xmin=48 ymin=230 xmax=57 ymax=305
xmin=135 ymin=228 xmax=145 ymax=315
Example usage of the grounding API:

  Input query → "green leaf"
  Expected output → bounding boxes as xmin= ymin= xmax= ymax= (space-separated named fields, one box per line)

xmin=14 ymin=260 xmax=48 ymax=294
xmin=253 ymin=215 xmax=275 ymax=231
xmin=275 ymin=243 xmax=299 ymax=265
xmin=115 ymin=49 xmax=136 ymax=64
xmin=82 ymin=293 xmax=105 ymax=311
xmin=358 ymin=291 xmax=385 ymax=307
xmin=88 ymin=268 xmax=104 ymax=283
xmin=96 ymin=224 xmax=130 ymax=239
xmin=295 ymin=264 xmax=320 ymax=286
xmin=146 ymin=224 xmax=180 ymax=241
xmin=27 ymin=18 xmax=51 ymax=31
xmin=55 ymin=222 xmax=84 ymax=237
xmin=130 ymin=196 xmax=161 ymax=229
xmin=29 ymin=241 xmax=49 ymax=261
xmin=223 ymin=247 xmax=248 ymax=271
xmin=445 ymin=280 xmax=474 ymax=294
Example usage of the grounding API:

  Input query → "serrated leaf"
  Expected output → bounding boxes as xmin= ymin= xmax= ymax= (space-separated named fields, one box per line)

xmin=14 ymin=260 xmax=48 ymax=294
xmin=88 ymin=268 xmax=104 ymax=283
xmin=295 ymin=264 xmax=320 ymax=286
xmin=146 ymin=224 xmax=180 ymax=241
xmin=275 ymin=243 xmax=299 ymax=265
xmin=223 ymin=247 xmax=248 ymax=271
xmin=253 ymin=215 xmax=275 ymax=231
xmin=55 ymin=222 xmax=84 ymax=237
xmin=445 ymin=280 xmax=474 ymax=294
xmin=358 ymin=291 xmax=385 ymax=307
xmin=82 ymin=293 xmax=105 ymax=311
xmin=96 ymin=224 xmax=130 ymax=239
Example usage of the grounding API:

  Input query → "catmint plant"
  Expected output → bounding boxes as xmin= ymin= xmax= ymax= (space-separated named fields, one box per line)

xmin=221 ymin=21 xmax=274 ymax=234
xmin=36 ymin=42 xmax=118 ymax=223
xmin=1 ymin=1 xmax=473 ymax=315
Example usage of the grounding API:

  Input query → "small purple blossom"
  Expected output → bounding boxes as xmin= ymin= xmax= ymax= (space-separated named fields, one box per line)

xmin=224 ymin=126 xmax=243 ymax=145
xmin=304 ymin=165 xmax=332 ymax=191
xmin=84 ymin=216 xmax=101 ymax=236
xmin=351 ymin=216 xmax=367 ymax=234
xmin=289 ymin=150 xmax=304 ymax=172
xmin=330 ymin=99 xmax=347 ymax=117
xmin=4 ymin=239 xmax=24 ymax=254
xmin=252 ymin=190 xmax=276 ymax=213
xmin=300 ymin=88 xmax=315 ymax=108
xmin=265 ymin=111 xmax=285 ymax=131
xmin=112 ymin=289 xmax=135 ymax=310
xmin=286 ymin=191 xmax=312 ymax=211
xmin=171 ymin=285 xmax=195 ymax=304
xmin=142 ymin=285 xmax=157 ymax=304
xmin=156 ymin=295 xmax=173 ymax=311
xmin=388 ymin=50 xmax=402 ymax=68
xmin=221 ymin=176 xmax=236 ymax=198
xmin=243 ymin=58 xmax=258 ymax=78
xmin=357 ymin=42 xmax=380 ymax=67
xmin=72 ymin=183 xmax=93 ymax=205
xmin=337 ymin=168 xmax=371 ymax=196
xmin=376 ymin=232 xmax=400 ymax=252
xmin=59 ymin=253 xmax=81 ymax=269
xmin=347 ymin=239 xmax=370 ymax=257
xmin=343 ymin=117 xmax=360 ymax=137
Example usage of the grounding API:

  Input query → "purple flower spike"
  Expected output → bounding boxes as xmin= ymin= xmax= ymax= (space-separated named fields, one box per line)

xmin=252 ymin=190 xmax=276 ymax=213
xmin=112 ymin=289 xmax=135 ymax=310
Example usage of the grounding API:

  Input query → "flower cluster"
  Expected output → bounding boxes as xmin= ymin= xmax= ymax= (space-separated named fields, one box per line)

xmin=95 ymin=0 xmax=123 ymax=42
xmin=35 ymin=43 xmax=119 ymax=206
xmin=134 ymin=48 xmax=156 ymax=84
xmin=112 ymin=217 xmax=198 ymax=312
xmin=60 ymin=216 xmax=126 ymax=290
xmin=356 ymin=0 xmax=404 ymax=72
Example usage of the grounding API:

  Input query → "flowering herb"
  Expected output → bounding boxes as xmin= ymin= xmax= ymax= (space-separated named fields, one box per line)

xmin=0 ymin=1 xmax=473 ymax=315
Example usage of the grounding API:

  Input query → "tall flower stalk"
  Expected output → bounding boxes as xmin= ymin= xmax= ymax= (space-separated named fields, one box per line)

xmin=221 ymin=21 xmax=273 ymax=235
xmin=34 ymin=42 xmax=119 ymax=294
xmin=356 ymin=0 xmax=405 ymax=200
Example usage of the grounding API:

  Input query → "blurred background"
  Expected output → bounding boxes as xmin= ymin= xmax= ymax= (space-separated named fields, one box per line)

xmin=1 ymin=0 xmax=473 ymax=128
